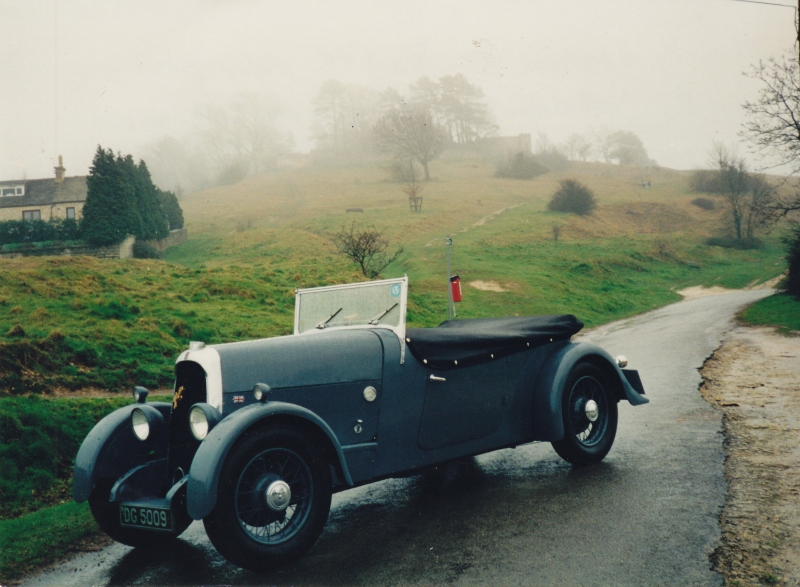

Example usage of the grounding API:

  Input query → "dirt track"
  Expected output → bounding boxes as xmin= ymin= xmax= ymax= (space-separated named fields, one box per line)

xmin=700 ymin=325 xmax=800 ymax=586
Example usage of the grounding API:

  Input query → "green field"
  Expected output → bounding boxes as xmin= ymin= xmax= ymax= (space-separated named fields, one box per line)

xmin=0 ymin=153 xmax=791 ymax=581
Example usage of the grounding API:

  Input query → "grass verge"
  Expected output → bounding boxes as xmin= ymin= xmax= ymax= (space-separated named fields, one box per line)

xmin=738 ymin=293 xmax=800 ymax=335
xmin=0 ymin=500 xmax=98 ymax=583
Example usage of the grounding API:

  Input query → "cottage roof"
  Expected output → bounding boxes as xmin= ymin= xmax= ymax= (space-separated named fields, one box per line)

xmin=0 ymin=176 xmax=87 ymax=209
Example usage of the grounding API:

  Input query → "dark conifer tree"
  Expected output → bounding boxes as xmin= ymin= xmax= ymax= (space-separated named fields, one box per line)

xmin=81 ymin=146 xmax=176 ymax=246
xmin=133 ymin=159 xmax=169 ymax=240
xmin=81 ymin=146 xmax=133 ymax=246
xmin=157 ymin=188 xmax=184 ymax=230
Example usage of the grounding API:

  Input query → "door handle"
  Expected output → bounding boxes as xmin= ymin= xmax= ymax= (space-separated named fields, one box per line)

xmin=429 ymin=374 xmax=446 ymax=382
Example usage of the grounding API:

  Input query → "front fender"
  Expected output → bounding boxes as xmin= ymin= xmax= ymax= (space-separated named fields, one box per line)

xmin=186 ymin=401 xmax=352 ymax=520
xmin=73 ymin=402 xmax=171 ymax=502
xmin=530 ymin=342 xmax=648 ymax=442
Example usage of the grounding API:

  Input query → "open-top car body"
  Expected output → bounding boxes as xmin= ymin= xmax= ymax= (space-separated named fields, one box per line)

xmin=74 ymin=276 xmax=647 ymax=571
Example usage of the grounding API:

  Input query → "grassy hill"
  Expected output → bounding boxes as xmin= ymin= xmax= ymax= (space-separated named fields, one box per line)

xmin=0 ymin=154 xmax=786 ymax=395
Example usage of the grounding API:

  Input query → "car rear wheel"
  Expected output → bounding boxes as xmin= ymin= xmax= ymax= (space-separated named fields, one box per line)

xmin=551 ymin=363 xmax=618 ymax=465
xmin=88 ymin=478 xmax=192 ymax=547
xmin=203 ymin=426 xmax=332 ymax=571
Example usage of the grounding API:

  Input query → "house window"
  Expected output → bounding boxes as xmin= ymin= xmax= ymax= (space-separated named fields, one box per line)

xmin=22 ymin=210 xmax=41 ymax=221
xmin=66 ymin=207 xmax=75 ymax=219
xmin=1 ymin=186 xmax=24 ymax=196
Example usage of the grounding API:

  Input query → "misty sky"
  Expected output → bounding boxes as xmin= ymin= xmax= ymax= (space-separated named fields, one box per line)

xmin=1 ymin=0 xmax=796 ymax=183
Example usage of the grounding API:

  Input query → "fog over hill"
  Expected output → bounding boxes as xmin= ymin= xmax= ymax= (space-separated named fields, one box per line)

xmin=1 ymin=0 xmax=796 ymax=182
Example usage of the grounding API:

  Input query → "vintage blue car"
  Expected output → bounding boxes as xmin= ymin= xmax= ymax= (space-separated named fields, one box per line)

xmin=73 ymin=276 xmax=647 ymax=571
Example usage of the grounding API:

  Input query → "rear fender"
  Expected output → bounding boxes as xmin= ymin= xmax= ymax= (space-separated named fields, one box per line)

xmin=73 ymin=402 xmax=172 ymax=502
xmin=529 ymin=342 xmax=648 ymax=442
xmin=186 ymin=401 xmax=351 ymax=520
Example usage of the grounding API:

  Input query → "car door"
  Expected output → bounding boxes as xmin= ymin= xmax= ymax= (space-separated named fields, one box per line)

xmin=417 ymin=359 xmax=510 ymax=449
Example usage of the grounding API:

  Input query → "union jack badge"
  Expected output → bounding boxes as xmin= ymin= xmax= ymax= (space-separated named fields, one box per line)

xmin=233 ymin=395 xmax=245 ymax=403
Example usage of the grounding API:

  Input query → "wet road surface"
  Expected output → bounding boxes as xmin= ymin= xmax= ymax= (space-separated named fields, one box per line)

xmin=20 ymin=289 xmax=773 ymax=586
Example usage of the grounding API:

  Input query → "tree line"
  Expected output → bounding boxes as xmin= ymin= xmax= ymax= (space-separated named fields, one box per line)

xmin=144 ymin=74 xmax=660 ymax=195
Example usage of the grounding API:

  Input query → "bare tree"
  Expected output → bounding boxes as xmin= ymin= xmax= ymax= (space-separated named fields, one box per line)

xmin=741 ymin=54 xmax=800 ymax=217
xmin=409 ymin=74 xmax=497 ymax=144
xmin=710 ymin=142 xmax=773 ymax=240
xmin=745 ymin=173 xmax=775 ymax=238
xmin=398 ymin=160 xmax=425 ymax=211
xmin=311 ymin=80 xmax=380 ymax=155
xmin=563 ymin=133 xmax=593 ymax=161
xmin=331 ymin=223 xmax=404 ymax=277
xmin=373 ymin=106 xmax=448 ymax=180
xmin=199 ymin=93 xmax=286 ymax=179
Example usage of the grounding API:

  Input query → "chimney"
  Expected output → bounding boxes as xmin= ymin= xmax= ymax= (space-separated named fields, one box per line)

xmin=54 ymin=155 xmax=65 ymax=183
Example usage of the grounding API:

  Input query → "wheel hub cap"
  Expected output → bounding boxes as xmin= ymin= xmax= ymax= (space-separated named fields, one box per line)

xmin=585 ymin=399 xmax=599 ymax=422
xmin=265 ymin=480 xmax=291 ymax=511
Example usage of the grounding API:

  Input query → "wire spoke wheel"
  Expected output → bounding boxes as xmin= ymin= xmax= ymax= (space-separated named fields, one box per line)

xmin=552 ymin=363 xmax=618 ymax=466
xmin=566 ymin=375 xmax=609 ymax=447
xmin=235 ymin=448 xmax=313 ymax=544
xmin=204 ymin=426 xmax=332 ymax=571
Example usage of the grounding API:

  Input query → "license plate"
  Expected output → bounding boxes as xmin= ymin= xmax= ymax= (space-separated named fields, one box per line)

xmin=119 ymin=504 xmax=173 ymax=531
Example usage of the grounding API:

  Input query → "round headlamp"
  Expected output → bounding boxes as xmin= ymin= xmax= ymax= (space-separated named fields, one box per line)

xmin=131 ymin=405 xmax=163 ymax=441
xmin=188 ymin=403 xmax=222 ymax=441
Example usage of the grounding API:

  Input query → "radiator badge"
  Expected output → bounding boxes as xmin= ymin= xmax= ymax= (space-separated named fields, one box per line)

xmin=233 ymin=395 xmax=245 ymax=404
xmin=172 ymin=386 xmax=185 ymax=410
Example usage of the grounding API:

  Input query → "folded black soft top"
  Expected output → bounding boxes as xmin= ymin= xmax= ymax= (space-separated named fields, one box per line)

xmin=405 ymin=315 xmax=583 ymax=369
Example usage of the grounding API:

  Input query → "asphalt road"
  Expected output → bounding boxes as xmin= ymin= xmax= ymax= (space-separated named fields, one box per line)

xmin=20 ymin=289 xmax=773 ymax=586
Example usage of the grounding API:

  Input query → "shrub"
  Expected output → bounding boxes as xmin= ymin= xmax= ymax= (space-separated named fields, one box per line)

xmin=690 ymin=197 xmax=715 ymax=210
xmin=494 ymin=152 xmax=548 ymax=180
xmin=547 ymin=179 xmax=597 ymax=216
xmin=783 ymin=224 xmax=800 ymax=297
xmin=132 ymin=242 xmax=162 ymax=259
xmin=0 ymin=218 xmax=81 ymax=246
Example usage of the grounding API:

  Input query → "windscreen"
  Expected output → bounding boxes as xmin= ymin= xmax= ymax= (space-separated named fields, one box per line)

xmin=295 ymin=279 xmax=406 ymax=334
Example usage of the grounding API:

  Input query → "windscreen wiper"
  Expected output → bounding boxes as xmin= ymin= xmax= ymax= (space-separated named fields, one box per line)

xmin=316 ymin=308 xmax=343 ymax=329
xmin=369 ymin=303 xmax=398 ymax=325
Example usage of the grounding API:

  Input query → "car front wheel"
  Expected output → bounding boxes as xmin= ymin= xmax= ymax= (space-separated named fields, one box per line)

xmin=551 ymin=362 xmax=618 ymax=465
xmin=203 ymin=426 xmax=332 ymax=571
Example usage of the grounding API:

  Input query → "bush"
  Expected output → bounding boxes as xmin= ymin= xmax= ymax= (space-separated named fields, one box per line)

xmin=705 ymin=236 xmax=764 ymax=250
xmin=547 ymin=179 xmax=597 ymax=216
xmin=133 ymin=242 xmax=162 ymax=259
xmin=494 ymin=152 xmax=548 ymax=180
xmin=0 ymin=218 xmax=81 ymax=246
xmin=690 ymin=197 xmax=715 ymax=210
xmin=784 ymin=224 xmax=800 ymax=297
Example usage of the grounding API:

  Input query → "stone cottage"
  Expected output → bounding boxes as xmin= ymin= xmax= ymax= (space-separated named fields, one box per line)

xmin=0 ymin=156 xmax=87 ymax=222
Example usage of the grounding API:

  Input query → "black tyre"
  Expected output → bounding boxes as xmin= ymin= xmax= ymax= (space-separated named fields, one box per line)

xmin=551 ymin=363 xmax=618 ymax=466
xmin=88 ymin=478 xmax=192 ymax=547
xmin=203 ymin=426 xmax=332 ymax=571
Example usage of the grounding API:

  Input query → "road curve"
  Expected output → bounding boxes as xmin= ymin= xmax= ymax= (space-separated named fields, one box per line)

xmin=20 ymin=289 xmax=773 ymax=586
